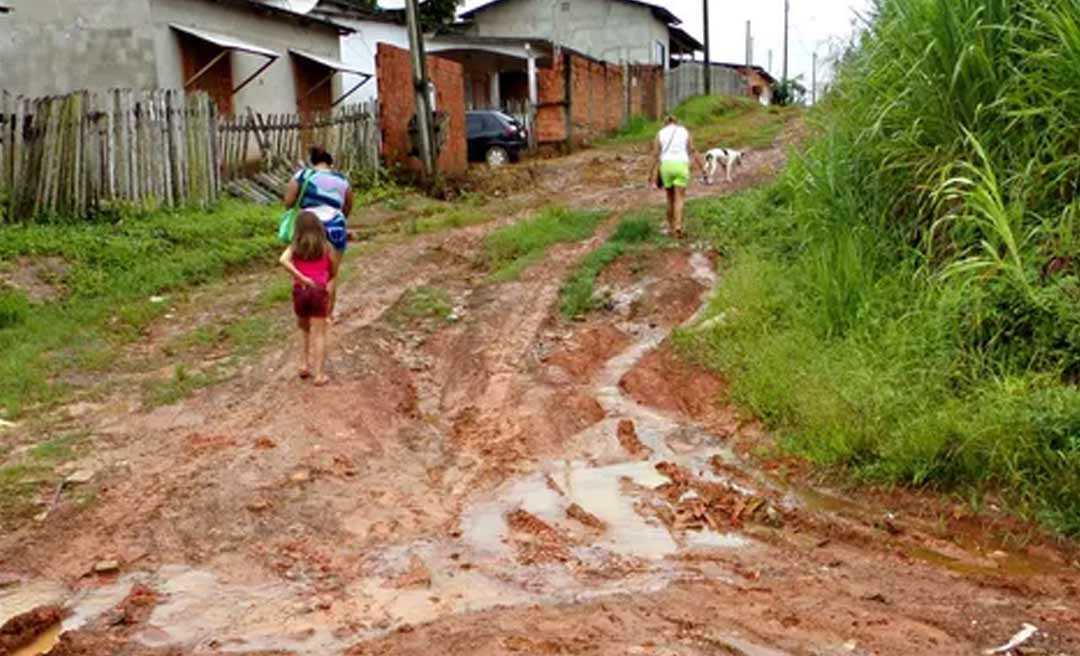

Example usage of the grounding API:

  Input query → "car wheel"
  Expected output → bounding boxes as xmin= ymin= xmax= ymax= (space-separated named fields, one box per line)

xmin=486 ymin=146 xmax=509 ymax=167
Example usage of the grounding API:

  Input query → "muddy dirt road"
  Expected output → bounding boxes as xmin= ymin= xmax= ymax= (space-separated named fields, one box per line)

xmin=2 ymin=137 xmax=1079 ymax=656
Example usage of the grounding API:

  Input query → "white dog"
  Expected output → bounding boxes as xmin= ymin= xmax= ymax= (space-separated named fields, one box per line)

xmin=703 ymin=148 xmax=744 ymax=184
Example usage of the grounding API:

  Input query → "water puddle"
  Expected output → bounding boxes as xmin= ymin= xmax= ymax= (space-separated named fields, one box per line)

xmin=0 ymin=254 xmax=784 ymax=654
xmin=9 ymin=622 xmax=62 ymax=656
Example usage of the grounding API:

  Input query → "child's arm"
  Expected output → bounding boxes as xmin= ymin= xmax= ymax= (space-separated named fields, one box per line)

xmin=279 ymin=246 xmax=315 ymax=287
xmin=327 ymin=248 xmax=340 ymax=282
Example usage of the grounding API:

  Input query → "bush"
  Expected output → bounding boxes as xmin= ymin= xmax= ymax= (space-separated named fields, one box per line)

xmin=681 ymin=0 xmax=1080 ymax=536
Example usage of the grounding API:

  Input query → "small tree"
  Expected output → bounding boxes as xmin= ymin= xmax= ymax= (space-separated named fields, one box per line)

xmin=773 ymin=76 xmax=808 ymax=106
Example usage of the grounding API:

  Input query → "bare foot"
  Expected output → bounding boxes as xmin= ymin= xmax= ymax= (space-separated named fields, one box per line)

xmin=313 ymin=375 xmax=330 ymax=387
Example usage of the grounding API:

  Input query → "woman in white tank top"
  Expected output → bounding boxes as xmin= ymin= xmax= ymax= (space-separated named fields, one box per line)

xmin=648 ymin=115 xmax=704 ymax=239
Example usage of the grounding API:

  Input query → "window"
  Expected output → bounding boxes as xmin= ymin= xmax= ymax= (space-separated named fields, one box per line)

xmin=655 ymin=41 xmax=666 ymax=68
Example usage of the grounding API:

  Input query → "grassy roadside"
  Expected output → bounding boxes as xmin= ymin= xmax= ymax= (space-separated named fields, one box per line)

xmin=558 ymin=214 xmax=664 ymax=318
xmin=598 ymin=96 xmax=799 ymax=149
xmin=483 ymin=206 xmax=608 ymax=283
xmin=675 ymin=0 xmax=1080 ymax=538
xmin=0 ymin=201 xmax=280 ymax=419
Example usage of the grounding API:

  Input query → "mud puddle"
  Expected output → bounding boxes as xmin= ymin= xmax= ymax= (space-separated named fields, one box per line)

xmin=9 ymin=623 xmax=62 ymax=656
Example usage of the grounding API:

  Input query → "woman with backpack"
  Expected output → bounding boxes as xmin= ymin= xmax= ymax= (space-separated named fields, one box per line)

xmin=282 ymin=146 xmax=354 ymax=322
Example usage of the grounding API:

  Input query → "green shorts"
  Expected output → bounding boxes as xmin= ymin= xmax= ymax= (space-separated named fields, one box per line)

xmin=660 ymin=160 xmax=690 ymax=188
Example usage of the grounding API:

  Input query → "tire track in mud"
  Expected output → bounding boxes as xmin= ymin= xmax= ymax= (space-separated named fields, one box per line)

xmin=5 ymin=136 xmax=1079 ymax=656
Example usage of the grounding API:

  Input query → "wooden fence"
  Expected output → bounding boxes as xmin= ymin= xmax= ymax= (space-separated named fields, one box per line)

xmin=0 ymin=90 xmax=380 ymax=222
xmin=666 ymin=63 xmax=746 ymax=110
xmin=218 ymin=102 xmax=379 ymax=182
xmin=0 ymin=89 xmax=219 ymax=221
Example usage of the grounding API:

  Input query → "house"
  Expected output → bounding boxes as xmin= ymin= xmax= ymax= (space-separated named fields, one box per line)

xmin=0 ymin=0 xmax=366 ymax=117
xmin=456 ymin=0 xmax=700 ymax=69
xmin=310 ymin=0 xmax=410 ymax=104
xmin=711 ymin=62 xmax=777 ymax=105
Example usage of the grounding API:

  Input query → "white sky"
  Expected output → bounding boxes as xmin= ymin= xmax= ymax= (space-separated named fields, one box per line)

xmin=666 ymin=0 xmax=874 ymax=89
xmin=451 ymin=0 xmax=874 ymax=91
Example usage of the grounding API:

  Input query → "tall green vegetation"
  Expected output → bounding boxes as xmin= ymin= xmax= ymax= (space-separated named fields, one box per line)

xmin=684 ymin=0 xmax=1080 ymax=535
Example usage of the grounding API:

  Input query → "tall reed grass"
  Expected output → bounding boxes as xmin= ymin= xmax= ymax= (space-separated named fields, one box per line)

xmin=684 ymin=0 xmax=1080 ymax=535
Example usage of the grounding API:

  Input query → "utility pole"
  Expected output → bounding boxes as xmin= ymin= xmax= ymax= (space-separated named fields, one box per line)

xmin=811 ymin=51 xmax=817 ymax=104
xmin=405 ymin=0 xmax=436 ymax=182
xmin=745 ymin=20 xmax=753 ymax=99
xmin=782 ymin=0 xmax=790 ymax=82
xmin=768 ymin=49 xmax=773 ymax=75
xmin=702 ymin=0 xmax=711 ymax=96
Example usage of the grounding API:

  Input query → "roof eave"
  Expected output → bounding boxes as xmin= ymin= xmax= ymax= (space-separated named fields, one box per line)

xmin=215 ymin=0 xmax=355 ymax=34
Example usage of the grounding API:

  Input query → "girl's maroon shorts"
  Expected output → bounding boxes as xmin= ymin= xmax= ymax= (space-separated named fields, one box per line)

xmin=292 ymin=284 xmax=329 ymax=319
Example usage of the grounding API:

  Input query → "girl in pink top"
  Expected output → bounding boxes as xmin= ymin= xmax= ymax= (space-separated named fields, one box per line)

xmin=279 ymin=211 xmax=338 ymax=386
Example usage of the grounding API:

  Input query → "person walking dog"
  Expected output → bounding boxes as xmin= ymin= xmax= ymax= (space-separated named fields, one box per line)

xmin=648 ymin=115 xmax=704 ymax=239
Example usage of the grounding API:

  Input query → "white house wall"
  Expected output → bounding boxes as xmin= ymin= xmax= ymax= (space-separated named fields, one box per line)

xmin=466 ymin=0 xmax=669 ymax=66
xmin=336 ymin=19 xmax=409 ymax=104
xmin=0 ymin=0 xmax=158 ymax=96
xmin=150 ymin=0 xmax=344 ymax=115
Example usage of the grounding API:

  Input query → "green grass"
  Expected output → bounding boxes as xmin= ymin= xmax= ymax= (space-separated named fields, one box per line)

xmin=0 ymin=433 xmax=86 ymax=523
xmin=0 ymin=201 xmax=279 ymax=418
xmin=142 ymin=364 xmax=227 ymax=408
xmin=599 ymin=96 xmax=799 ymax=149
xmin=483 ymin=206 xmax=608 ymax=283
xmin=388 ymin=286 xmax=454 ymax=329
xmin=674 ymin=0 xmax=1080 ymax=538
xmin=559 ymin=215 xmax=663 ymax=318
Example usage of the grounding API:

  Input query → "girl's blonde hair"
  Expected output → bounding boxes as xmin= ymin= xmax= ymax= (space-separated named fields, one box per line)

xmin=292 ymin=211 xmax=327 ymax=261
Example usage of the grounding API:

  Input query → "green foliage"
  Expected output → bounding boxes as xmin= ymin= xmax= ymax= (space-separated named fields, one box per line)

xmin=483 ymin=206 xmax=607 ymax=282
xmin=0 ymin=288 xmax=29 ymax=329
xmin=772 ymin=77 xmax=808 ymax=106
xmin=680 ymin=0 xmax=1080 ymax=537
xmin=0 ymin=201 xmax=278 ymax=417
xmin=559 ymin=216 xmax=661 ymax=318
xmin=389 ymin=286 xmax=454 ymax=328
xmin=142 ymin=364 xmax=224 ymax=408
xmin=0 ymin=433 xmax=85 ymax=523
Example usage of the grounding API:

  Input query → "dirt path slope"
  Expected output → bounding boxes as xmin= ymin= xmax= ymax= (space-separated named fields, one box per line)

xmin=2 ymin=134 xmax=1078 ymax=656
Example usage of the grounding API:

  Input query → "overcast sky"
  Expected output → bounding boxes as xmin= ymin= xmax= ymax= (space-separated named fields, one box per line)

xmin=453 ymin=0 xmax=874 ymax=92
xmin=665 ymin=0 xmax=872 ymax=88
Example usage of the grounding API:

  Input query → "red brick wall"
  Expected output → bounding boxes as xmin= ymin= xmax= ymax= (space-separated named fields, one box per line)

xmin=536 ymin=54 xmax=568 ymax=144
xmin=627 ymin=64 xmax=664 ymax=121
xmin=376 ymin=43 xmax=467 ymax=175
xmin=569 ymin=56 xmax=625 ymax=144
xmin=535 ymin=53 xmax=665 ymax=147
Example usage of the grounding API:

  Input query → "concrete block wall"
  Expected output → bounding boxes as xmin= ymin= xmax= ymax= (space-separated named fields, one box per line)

xmin=376 ymin=43 xmax=467 ymax=176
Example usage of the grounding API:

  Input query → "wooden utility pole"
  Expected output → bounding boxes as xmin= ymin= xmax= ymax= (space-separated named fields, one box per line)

xmin=405 ymin=0 xmax=436 ymax=181
xmin=702 ymin=0 xmax=711 ymax=95
xmin=782 ymin=0 xmax=790 ymax=82
xmin=812 ymin=51 xmax=817 ymax=104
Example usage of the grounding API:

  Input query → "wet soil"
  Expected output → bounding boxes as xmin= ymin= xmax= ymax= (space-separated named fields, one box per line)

xmin=2 ymin=133 xmax=1079 ymax=655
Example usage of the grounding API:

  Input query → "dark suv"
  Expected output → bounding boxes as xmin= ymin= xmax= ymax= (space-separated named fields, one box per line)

xmin=466 ymin=110 xmax=528 ymax=166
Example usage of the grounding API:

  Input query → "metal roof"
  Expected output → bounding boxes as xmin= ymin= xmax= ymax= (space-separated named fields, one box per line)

xmin=289 ymin=48 xmax=371 ymax=76
xmin=460 ymin=0 xmax=681 ymax=26
xmin=215 ymin=0 xmax=355 ymax=33
xmin=171 ymin=24 xmax=281 ymax=59
xmin=669 ymin=26 xmax=703 ymax=53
